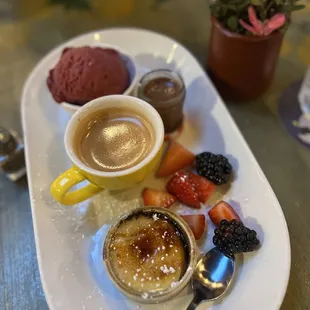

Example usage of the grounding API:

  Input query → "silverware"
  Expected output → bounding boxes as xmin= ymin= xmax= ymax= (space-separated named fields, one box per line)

xmin=186 ymin=247 xmax=235 ymax=310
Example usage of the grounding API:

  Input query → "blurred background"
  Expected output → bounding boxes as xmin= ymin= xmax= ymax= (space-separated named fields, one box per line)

xmin=0 ymin=0 xmax=310 ymax=309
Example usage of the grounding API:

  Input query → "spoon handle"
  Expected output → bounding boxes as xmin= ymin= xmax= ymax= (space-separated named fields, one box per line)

xmin=186 ymin=297 xmax=201 ymax=310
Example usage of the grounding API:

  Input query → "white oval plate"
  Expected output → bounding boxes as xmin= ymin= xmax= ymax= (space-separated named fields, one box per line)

xmin=21 ymin=28 xmax=290 ymax=310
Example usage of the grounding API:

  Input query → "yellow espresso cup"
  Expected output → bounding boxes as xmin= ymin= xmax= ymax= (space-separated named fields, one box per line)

xmin=50 ymin=95 xmax=164 ymax=206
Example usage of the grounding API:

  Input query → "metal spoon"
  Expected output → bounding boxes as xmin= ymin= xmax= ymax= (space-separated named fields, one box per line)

xmin=186 ymin=247 xmax=235 ymax=310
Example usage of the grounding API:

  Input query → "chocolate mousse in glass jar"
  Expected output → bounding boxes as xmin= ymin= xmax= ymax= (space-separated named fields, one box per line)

xmin=137 ymin=69 xmax=186 ymax=134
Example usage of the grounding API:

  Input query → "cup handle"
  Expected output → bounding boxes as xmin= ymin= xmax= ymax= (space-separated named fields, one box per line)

xmin=50 ymin=167 xmax=103 ymax=205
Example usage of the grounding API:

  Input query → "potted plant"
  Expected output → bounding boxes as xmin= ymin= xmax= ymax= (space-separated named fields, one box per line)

xmin=207 ymin=0 xmax=305 ymax=101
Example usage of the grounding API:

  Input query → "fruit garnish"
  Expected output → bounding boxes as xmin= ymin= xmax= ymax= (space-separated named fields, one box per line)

xmin=196 ymin=152 xmax=232 ymax=185
xmin=166 ymin=171 xmax=200 ymax=209
xmin=208 ymin=200 xmax=240 ymax=226
xmin=213 ymin=219 xmax=260 ymax=257
xmin=180 ymin=214 xmax=206 ymax=240
xmin=188 ymin=172 xmax=216 ymax=203
xmin=142 ymin=188 xmax=177 ymax=208
xmin=157 ymin=141 xmax=195 ymax=177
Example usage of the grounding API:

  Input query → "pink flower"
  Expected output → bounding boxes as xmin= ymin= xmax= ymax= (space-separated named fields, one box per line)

xmin=239 ymin=6 xmax=286 ymax=36
xmin=263 ymin=13 xmax=286 ymax=35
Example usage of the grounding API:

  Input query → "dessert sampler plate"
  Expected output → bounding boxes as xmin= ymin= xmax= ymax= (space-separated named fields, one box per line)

xmin=21 ymin=28 xmax=290 ymax=310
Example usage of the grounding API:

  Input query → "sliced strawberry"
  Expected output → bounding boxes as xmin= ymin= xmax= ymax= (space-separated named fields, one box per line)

xmin=142 ymin=188 xmax=177 ymax=208
xmin=180 ymin=214 xmax=206 ymax=240
xmin=208 ymin=201 xmax=241 ymax=226
xmin=157 ymin=142 xmax=195 ymax=178
xmin=188 ymin=172 xmax=216 ymax=203
xmin=166 ymin=172 xmax=200 ymax=209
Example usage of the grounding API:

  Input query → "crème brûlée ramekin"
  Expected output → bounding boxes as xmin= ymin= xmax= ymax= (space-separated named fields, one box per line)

xmin=103 ymin=207 xmax=198 ymax=304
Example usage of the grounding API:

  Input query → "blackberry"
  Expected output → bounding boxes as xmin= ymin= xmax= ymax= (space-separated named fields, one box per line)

xmin=213 ymin=219 xmax=260 ymax=257
xmin=195 ymin=152 xmax=232 ymax=185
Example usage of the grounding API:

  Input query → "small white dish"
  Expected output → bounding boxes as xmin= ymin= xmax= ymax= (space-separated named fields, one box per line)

xmin=22 ymin=28 xmax=290 ymax=310
xmin=53 ymin=43 xmax=138 ymax=115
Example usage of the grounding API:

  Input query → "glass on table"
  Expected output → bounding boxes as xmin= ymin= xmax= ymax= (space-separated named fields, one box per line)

xmin=299 ymin=67 xmax=310 ymax=118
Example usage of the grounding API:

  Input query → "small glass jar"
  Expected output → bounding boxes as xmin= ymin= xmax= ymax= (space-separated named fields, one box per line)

xmin=137 ymin=69 xmax=186 ymax=134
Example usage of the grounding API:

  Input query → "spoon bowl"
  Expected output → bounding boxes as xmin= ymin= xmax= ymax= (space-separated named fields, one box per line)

xmin=187 ymin=247 xmax=235 ymax=310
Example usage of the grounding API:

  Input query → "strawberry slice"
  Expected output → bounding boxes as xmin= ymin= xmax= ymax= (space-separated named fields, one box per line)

xmin=157 ymin=142 xmax=195 ymax=178
xmin=208 ymin=201 xmax=241 ymax=226
xmin=166 ymin=172 xmax=200 ymax=209
xmin=180 ymin=214 xmax=206 ymax=240
xmin=142 ymin=188 xmax=177 ymax=208
xmin=188 ymin=172 xmax=216 ymax=203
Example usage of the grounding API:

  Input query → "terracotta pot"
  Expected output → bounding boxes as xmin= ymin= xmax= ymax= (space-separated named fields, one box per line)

xmin=207 ymin=16 xmax=284 ymax=101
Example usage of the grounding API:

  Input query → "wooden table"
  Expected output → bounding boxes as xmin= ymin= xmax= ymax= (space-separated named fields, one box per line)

xmin=1 ymin=1 xmax=310 ymax=309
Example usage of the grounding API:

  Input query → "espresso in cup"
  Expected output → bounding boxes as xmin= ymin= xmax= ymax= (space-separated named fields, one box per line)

xmin=50 ymin=95 xmax=164 ymax=206
xmin=74 ymin=108 xmax=155 ymax=172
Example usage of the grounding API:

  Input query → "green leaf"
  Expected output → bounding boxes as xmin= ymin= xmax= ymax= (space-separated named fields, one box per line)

xmin=221 ymin=4 xmax=238 ymax=11
xmin=251 ymin=0 xmax=263 ymax=6
xmin=274 ymin=0 xmax=281 ymax=5
xmin=227 ymin=15 xmax=238 ymax=31
xmin=237 ymin=0 xmax=250 ymax=12
xmin=280 ymin=23 xmax=289 ymax=33
xmin=292 ymin=4 xmax=306 ymax=10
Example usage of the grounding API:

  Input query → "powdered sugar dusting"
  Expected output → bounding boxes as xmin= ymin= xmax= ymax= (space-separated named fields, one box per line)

xmin=141 ymin=292 xmax=149 ymax=299
xmin=153 ymin=213 xmax=159 ymax=221
xmin=170 ymin=281 xmax=178 ymax=288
